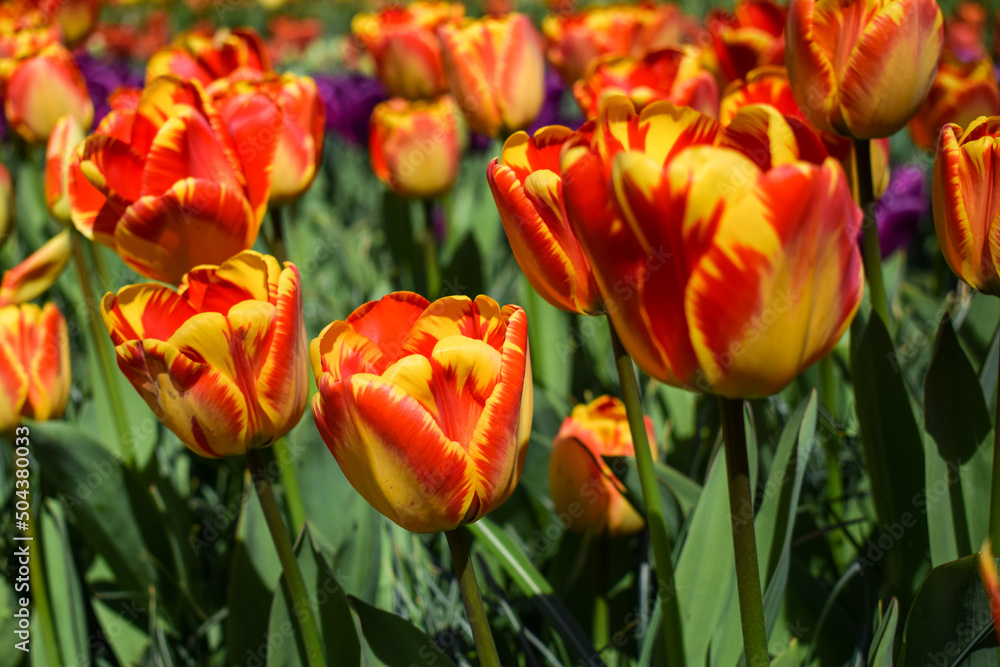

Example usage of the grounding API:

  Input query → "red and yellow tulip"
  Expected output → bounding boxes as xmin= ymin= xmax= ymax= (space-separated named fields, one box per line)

xmin=101 ymin=250 xmax=308 ymax=458
xmin=559 ymin=97 xmax=863 ymax=397
xmin=439 ymin=12 xmax=546 ymax=137
xmin=0 ymin=231 xmax=72 ymax=307
xmin=146 ymin=27 xmax=271 ymax=86
xmin=704 ymin=0 xmax=786 ymax=87
xmin=0 ymin=164 xmax=11 ymax=247
xmin=786 ymin=0 xmax=944 ymax=139
xmin=37 ymin=0 xmax=102 ymax=46
xmin=932 ymin=117 xmax=1000 ymax=295
xmin=311 ymin=292 xmax=532 ymax=533
xmin=68 ymin=76 xmax=281 ymax=284
xmin=908 ymin=56 xmax=1000 ymax=152
xmin=351 ymin=2 xmax=464 ymax=101
xmin=542 ymin=5 xmax=650 ymax=85
xmin=549 ymin=396 xmax=656 ymax=536
xmin=487 ymin=126 xmax=602 ymax=315
xmin=981 ymin=540 xmax=1000 ymax=643
xmin=45 ymin=114 xmax=86 ymax=224
xmin=369 ymin=95 xmax=464 ymax=199
xmin=0 ymin=302 xmax=70 ymax=434
xmin=573 ymin=47 xmax=719 ymax=120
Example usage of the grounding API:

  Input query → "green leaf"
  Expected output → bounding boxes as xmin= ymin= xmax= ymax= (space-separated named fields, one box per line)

xmin=866 ymin=598 xmax=898 ymax=667
xmin=849 ymin=313 xmax=929 ymax=597
xmin=521 ymin=275 xmax=572 ymax=398
xmin=266 ymin=527 xmax=360 ymax=667
xmin=898 ymin=554 xmax=997 ymax=667
xmin=91 ymin=598 xmax=149 ymax=666
xmin=40 ymin=499 xmax=89 ymax=667
xmin=348 ymin=595 xmax=455 ymax=667
xmin=603 ymin=455 xmax=701 ymax=542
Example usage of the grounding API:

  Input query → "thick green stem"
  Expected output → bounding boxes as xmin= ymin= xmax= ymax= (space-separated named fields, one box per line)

xmin=246 ymin=449 xmax=325 ymax=667
xmin=420 ymin=199 xmax=442 ymax=298
xmin=593 ymin=531 xmax=610 ymax=652
xmin=607 ymin=318 xmax=685 ymax=666
xmin=855 ymin=138 xmax=889 ymax=324
xmin=273 ymin=438 xmax=307 ymax=534
xmin=445 ymin=528 xmax=501 ymax=667
xmin=718 ymin=397 xmax=769 ymax=667
xmin=25 ymin=473 xmax=61 ymax=664
xmin=71 ymin=231 xmax=131 ymax=465
xmin=268 ymin=206 xmax=289 ymax=265
xmin=989 ymin=348 xmax=1000 ymax=546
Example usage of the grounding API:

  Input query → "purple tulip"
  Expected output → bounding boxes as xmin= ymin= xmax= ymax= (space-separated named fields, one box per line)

xmin=314 ymin=74 xmax=388 ymax=146
xmin=875 ymin=165 xmax=928 ymax=258
xmin=73 ymin=50 xmax=144 ymax=128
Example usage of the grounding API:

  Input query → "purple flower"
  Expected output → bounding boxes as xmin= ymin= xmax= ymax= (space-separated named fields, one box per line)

xmin=73 ymin=50 xmax=144 ymax=128
xmin=875 ymin=165 xmax=928 ymax=258
xmin=314 ymin=73 xmax=388 ymax=146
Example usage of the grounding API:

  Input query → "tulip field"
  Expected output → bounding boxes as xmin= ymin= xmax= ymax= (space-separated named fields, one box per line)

xmin=5 ymin=0 xmax=1000 ymax=665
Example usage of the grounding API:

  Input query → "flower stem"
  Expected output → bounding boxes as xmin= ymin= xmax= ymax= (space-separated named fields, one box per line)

xmin=272 ymin=437 xmax=307 ymax=534
xmin=718 ymin=396 xmax=768 ymax=667
xmin=27 ymin=477 xmax=61 ymax=665
xmin=989 ymin=347 xmax=1000 ymax=547
xmin=71 ymin=231 xmax=131 ymax=465
xmin=268 ymin=206 xmax=289 ymax=265
xmin=854 ymin=138 xmax=889 ymax=324
xmin=420 ymin=199 xmax=442 ymax=299
xmin=607 ymin=318 xmax=685 ymax=666
xmin=246 ymin=449 xmax=325 ymax=667
xmin=445 ymin=528 xmax=501 ymax=667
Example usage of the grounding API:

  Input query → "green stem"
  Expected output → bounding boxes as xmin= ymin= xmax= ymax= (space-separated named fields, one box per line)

xmin=268 ymin=206 xmax=289 ymax=265
xmin=71 ymin=231 xmax=131 ymax=465
xmin=989 ymin=346 xmax=1000 ymax=546
xmin=593 ymin=532 xmax=609 ymax=652
xmin=26 ymin=473 xmax=61 ymax=664
xmin=607 ymin=318 xmax=685 ymax=666
xmin=718 ymin=396 xmax=769 ymax=667
xmin=420 ymin=199 xmax=442 ymax=298
xmin=246 ymin=449 xmax=326 ymax=667
xmin=273 ymin=438 xmax=307 ymax=534
xmin=445 ymin=528 xmax=501 ymax=667
xmin=854 ymin=138 xmax=889 ymax=324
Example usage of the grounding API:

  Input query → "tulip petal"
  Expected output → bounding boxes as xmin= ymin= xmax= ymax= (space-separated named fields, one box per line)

xmin=0 ymin=310 xmax=28 ymax=432
xmin=255 ymin=264 xmax=308 ymax=433
xmin=24 ymin=303 xmax=69 ymax=421
xmin=402 ymin=295 xmax=508 ymax=357
xmin=786 ymin=0 xmax=841 ymax=134
xmin=0 ymin=231 xmax=72 ymax=307
xmin=980 ymin=540 xmax=1000 ymax=642
xmin=721 ymin=104 xmax=801 ymax=170
xmin=219 ymin=92 xmax=282 ymax=223
xmin=101 ymin=285 xmax=199 ymax=345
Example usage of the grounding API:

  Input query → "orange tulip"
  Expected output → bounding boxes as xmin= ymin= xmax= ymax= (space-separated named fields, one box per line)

xmin=45 ymin=114 xmax=86 ymax=224
xmin=2 ymin=43 xmax=94 ymax=144
xmin=704 ymin=0 xmax=786 ymax=87
xmin=487 ymin=126 xmax=602 ymax=314
xmin=542 ymin=5 xmax=650 ymax=85
xmin=559 ymin=97 xmax=863 ymax=397
xmin=101 ymin=250 xmax=308 ymax=458
xmin=0 ymin=164 xmax=11 ymax=247
xmin=68 ymin=76 xmax=281 ymax=284
xmin=573 ymin=47 xmax=719 ymax=119
xmin=945 ymin=2 xmax=987 ymax=62
xmin=0 ymin=231 xmax=72 ymax=307
xmin=146 ymin=27 xmax=271 ymax=86
xmin=207 ymin=71 xmax=326 ymax=204
xmin=981 ymin=540 xmax=1000 ymax=643
xmin=0 ymin=302 xmax=70 ymax=434
xmin=35 ymin=0 xmax=102 ymax=45
xmin=932 ymin=117 xmax=1000 ymax=295
xmin=786 ymin=0 xmax=944 ymax=139
xmin=351 ymin=2 xmax=464 ymax=100
xmin=311 ymin=292 xmax=532 ymax=533
xmin=549 ymin=396 xmax=656 ymax=536
xmin=369 ymin=95 xmax=463 ymax=199
xmin=909 ymin=56 xmax=1000 ymax=152
xmin=439 ymin=12 xmax=545 ymax=137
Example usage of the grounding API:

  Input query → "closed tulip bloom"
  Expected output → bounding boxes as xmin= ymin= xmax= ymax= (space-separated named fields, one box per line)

xmin=146 ymin=27 xmax=271 ymax=86
xmin=369 ymin=95 xmax=463 ymax=199
xmin=786 ymin=0 xmax=944 ymax=139
xmin=542 ymin=5 xmax=650 ymax=85
xmin=3 ymin=43 xmax=94 ymax=144
xmin=351 ymin=2 xmax=464 ymax=100
xmin=574 ymin=48 xmax=719 ymax=120
xmin=487 ymin=126 xmax=602 ymax=314
xmin=932 ymin=117 xmax=1000 ymax=295
xmin=439 ymin=13 xmax=546 ymax=137
xmin=0 ymin=231 xmax=72 ymax=307
xmin=101 ymin=251 xmax=307 ymax=458
xmin=705 ymin=0 xmax=786 ymax=87
xmin=0 ymin=302 xmax=70 ymax=434
xmin=67 ymin=76 xmax=281 ymax=283
xmin=909 ymin=57 xmax=1000 ymax=152
xmin=549 ymin=396 xmax=656 ymax=536
xmin=561 ymin=97 xmax=863 ymax=397
xmin=0 ymin=164 xmax=11 ymax=247
xmin=311 ymin=292 xmax=532 ymax=533
xmin=45 ymin=115 xmax=86 ymax=224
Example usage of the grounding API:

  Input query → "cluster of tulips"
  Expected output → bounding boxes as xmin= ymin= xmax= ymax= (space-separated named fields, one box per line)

xmin=5 ymin=0 xmax=1000 ymax=663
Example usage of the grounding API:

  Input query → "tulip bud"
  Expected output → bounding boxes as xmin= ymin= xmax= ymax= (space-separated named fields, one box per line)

xmin=369 ymin=95 xmax=464 ymax=199
xmin=101 ymin=251 xmax=308 ymax=458
xmin=549 ymin=396 xmax=657 ymax=536
xmin=311 ymin=292 xmax=532 ymax=533
xmin=146 ymin=27 xmax=271 ymax=86
xmin=3 ymin=43 xmax=94 ymax=144
xmin=542 ymin=5 xmax=649 ymax=85
xmin=0 ymin=231 xmax=72 ymax=307
xmin=439 ymin=13 xmax=546 ymax=137
xmin=909 ymin=56 xmax=1000 ymax=152
xmin=0 ymin=302 xmax=70 ymax=435
xmin=45 ymin=115 xmax=86 ymax=224
xmin=786 ymin=0 xmax=944 ymax=139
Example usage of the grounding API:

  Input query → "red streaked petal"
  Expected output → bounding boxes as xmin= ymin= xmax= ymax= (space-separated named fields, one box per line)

xmin=100 ymin=284 xmax=198 ymax=346
xmin=0 ymin=231 xmax=72 ymax=307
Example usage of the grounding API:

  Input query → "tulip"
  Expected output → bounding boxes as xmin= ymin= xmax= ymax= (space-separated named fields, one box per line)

xmin=946 ymin=2 xmax=987 ymax=62
xmin=37 ymin=0 xmax=102 ymax=46
xmin=314 ymin=73 xmax=388 ymax=146
xmin=932 ymin=117 xmax=1000 ymax=295
xmin=486 ymin=125 xmax=601 ymax=314
xmin=100 ymin=250 xmax=307 ymax=458
xmin=439 ymin=13 xmax=546 ymax=137
xmin=909 ymin=56 xmax=1000 ymax=152
xmin=351 ymin=2 xmax=464 ymax=100
xmin=981 ymin=540 xmax=1000 ymax=642
xmin=0 ymin=302 xmax=70 ymax=434
xmin=786 ymin=0 xmax=944 ymax=139
xmin=45 ymin=115 xmax=86 ymax=224
xmin=68 ymin=76 xmax=281 ymax=284
xmin=146 ymin=27 xmax=271 ymax=86
xmin=573 ymin=47 xmax=719 ymax=119
xmin=311 ymin=292 xmax=532 ymax=533
xmin=542 ymin=5 xmax=650 ymax=85
xmin=0 ymin=164 xmax=11 ymax=247
xmin=2 ymin=43 xmax=94 ymax=144
xmin=560 ymin=97 xmax=863 ymax=397
xmin=0 ymin=231 xmax=72 ymax=307
xmin=369 ymin=95 xmax=463 ymax=199
xmin=704 ymin=0 xmax=786 ymax=87
xmin=549 ymin=396 xmax=657 ymax=536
